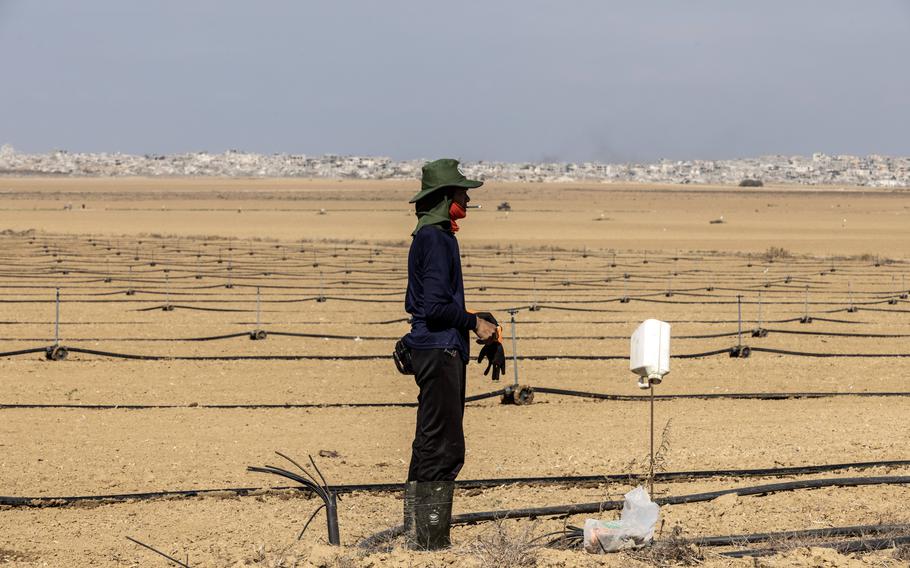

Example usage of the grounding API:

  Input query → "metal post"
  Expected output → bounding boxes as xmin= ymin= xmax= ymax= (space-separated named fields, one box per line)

xmin=737 ymin=295 xmax=743 ymax=347
xmin=804 ymin=285 xmax=809 ymax=319
xmin=757 ymin=291 xmax=763 ymax=329
xmin=256 ymin=286 xmax=261 ymax=330
xmin=649 ymin=385 xmax=655 ymax=496
xmin=848 ymin=281 xmax=853 ymax=311
xmin=54 ymin=288 xmax=60 ymax=346
xmin=509 ymin=310 xmax=519 ymax=388
xmin=165 ymin=272 xmax=170 ymax=308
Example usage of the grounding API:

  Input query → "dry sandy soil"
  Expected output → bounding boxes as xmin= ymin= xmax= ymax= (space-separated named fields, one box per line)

xmin=0 ymin=178 xmax=909 ymax=567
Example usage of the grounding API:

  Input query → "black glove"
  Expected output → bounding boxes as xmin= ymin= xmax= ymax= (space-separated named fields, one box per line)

xmin=473 ymin=311 xmax=500 ymax=345
xmin=477 ymin=342 xmax=506 ymax=381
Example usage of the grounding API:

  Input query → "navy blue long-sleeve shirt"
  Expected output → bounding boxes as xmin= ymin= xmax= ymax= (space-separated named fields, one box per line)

xmin=403 ymin=225 xmax=477 ymax=362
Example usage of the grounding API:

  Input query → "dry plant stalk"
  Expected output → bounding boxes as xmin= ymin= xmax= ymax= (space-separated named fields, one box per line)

xmin=623 ymin=418 xmax=673 ymax=492
xmin=461 ymin=520 xmax=539 ymax=568
xmin=627 ymin=526 xmax=704 ymax=567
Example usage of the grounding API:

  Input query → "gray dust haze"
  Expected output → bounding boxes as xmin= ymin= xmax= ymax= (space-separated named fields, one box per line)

xmin=1 ymin=0 xmax=908 ymax=162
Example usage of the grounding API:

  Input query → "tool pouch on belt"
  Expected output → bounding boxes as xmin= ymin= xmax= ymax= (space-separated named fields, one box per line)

xmin=393 ymin=337 xmax=415 ymax=375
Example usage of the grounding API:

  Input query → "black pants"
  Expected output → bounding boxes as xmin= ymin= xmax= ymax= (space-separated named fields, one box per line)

xmin=407 ymin=348 xmax=467 ymax=482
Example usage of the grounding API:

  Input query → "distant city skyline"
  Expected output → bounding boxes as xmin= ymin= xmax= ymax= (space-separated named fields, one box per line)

xmin=1 ymin=1 xmax=909 ymax=163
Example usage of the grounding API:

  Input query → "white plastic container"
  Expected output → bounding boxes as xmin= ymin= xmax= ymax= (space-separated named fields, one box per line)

xmin=630 ymin=319 xmax=671 ymax=387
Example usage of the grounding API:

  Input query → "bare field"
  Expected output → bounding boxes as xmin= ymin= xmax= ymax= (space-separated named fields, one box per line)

xmin=1 ymin=178 xmax=909 ymax=567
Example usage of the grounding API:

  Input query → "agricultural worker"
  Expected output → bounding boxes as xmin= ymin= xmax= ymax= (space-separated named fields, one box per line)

xmin=399 ymin=158 xmax=503 ymax=550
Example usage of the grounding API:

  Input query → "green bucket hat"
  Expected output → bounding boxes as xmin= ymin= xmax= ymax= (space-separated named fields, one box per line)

xmin=409 ymin=158 xmax=483 ymax=203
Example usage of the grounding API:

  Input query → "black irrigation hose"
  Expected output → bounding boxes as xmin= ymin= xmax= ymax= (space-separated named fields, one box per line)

xmin=547 ymin=524 xmax=910 ymax=554
xmin=4 ymin=390 xmax=909 ymax=411
xmin=5 ymin=344 xmax=909 ymax=361
xmin=15 ymin=326 xmax=907 ymax=342
xmin=764 ymin=328 xmax=910 ymax=339
xmin=723 ymin=534 xmax=910 ymax=558
xmin=359 ymin=476 xmax=910 ymax=548
xmin=134 ymin=304 xmax=264 ymax=313
xmin=5 ymin=460 xmax=909 ymax=509
xmin=0 ymin=332 xmax=397 ymax=342
xmin=0 ymin=347 xmax=47 ymax=358
xmin=531 ymin=387 xmax=910 ymax=402
xmin=693 ymin=523 xmax=910 ymax=547
xmin=64 ymin=347 xmax=384 ymax=361
xmin=0 ymin=390 xmax=506 ymax=410
xmin=751 ymin=347 xmax=910 ymax=358
xmin=449 ymin=475 xmax=910 ymax=526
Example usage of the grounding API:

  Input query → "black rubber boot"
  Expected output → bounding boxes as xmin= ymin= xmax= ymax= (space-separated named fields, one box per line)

xmin=408 ymin=481 xmax=455 ymax=550
xmin=403 ymin=481 xmax=417 ymax=534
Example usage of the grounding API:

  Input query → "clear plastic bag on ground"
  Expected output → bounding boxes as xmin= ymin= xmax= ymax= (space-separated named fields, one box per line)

xmin=583 ymin=486 xmax=660 ymax=553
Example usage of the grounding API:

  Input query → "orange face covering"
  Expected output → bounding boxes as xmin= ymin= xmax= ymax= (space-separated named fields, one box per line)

xmin=449 ymin=201 xmax=466 ymax=232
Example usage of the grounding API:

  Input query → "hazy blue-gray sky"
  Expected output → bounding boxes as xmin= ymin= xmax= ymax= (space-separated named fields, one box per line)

xmin=1 ymin=1 xmax=909 ymax=162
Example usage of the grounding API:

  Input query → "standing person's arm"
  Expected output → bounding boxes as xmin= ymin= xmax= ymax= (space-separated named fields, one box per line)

xmin=419 ymin=234 xmax=477 ymax=332
xmin=416 ymin=230 xmax=496 ymax=341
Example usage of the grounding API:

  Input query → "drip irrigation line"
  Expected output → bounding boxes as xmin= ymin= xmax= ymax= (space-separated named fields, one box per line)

xmin=7 ymin=344 xmax=905 ymax=361
xmin=763 ymin=328 xmax=910 ymax=339
xmin=447 ymin=475 xmax=910 ymax=526
xmin=0 ymin=346 xmax=47 ymax=358
xmin=63 ymin=347 xmax=386 ymax=361
xmin=859 ymin=306 xmax=910 ymax=314
xmin=692 ymin=523 xmax=910 ymax=547
xmin=0 ymin=390 xmax=505 ymax=410
xmin=7 ymin=390 xmax=909 ymax=411
xmin=359 ymin=475 xmax=910 ymax=547
xmin=531 ymin=387 xmax=910 ymax=402
xmin=723 ymin=534 xmax=910 ymax=558
xmin=530 ymin=304 xmax=623 ymax=313
xmin=750 ymin=347 xmax=910 ymax=358
xmin=542 ymin=523 xmax=910 ymax=552
xmin=267 ymin=331 xmax=395 ymax=340
xmin=133 ymin=305 xmax=264 ymax=313
xmin=55 ymin=330 xmax=740 ymax=342
xmin=5 ymin=460 xmax=908 ymax=509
